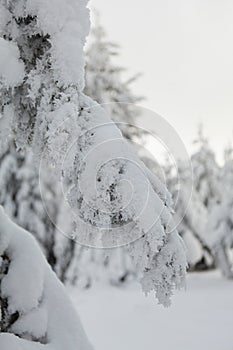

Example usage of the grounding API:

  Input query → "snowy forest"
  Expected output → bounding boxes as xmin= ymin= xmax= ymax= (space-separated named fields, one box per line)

xmin=0 ymin=1 xmax=232 ymax=350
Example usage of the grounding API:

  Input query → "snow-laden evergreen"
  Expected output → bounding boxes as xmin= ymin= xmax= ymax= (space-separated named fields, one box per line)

xmin=0 ymin=144 xmax=60 ymax=269
xmin=0 ymin=0 xmax=186 ymax=309
xmin=191 ymin=127 xmax=233 ymax=276
xmin=84 ymin=16 xmax=143 ymax=140
xmin=164 ymin=157 xmax=214 ymax=271
xmin=207 ymin=146 xmax=233 ymax=278
xmin=192 ymin=126 xmax=221 ymax=209
xmin=163 ymin=127 xmax=233 ymax=277
xmin=66 ymin=245 xmax=135 ymax=288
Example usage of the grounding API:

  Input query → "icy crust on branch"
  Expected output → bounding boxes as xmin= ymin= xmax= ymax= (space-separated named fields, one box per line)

xmin=0 ymin=207 xmax=94 ymax=350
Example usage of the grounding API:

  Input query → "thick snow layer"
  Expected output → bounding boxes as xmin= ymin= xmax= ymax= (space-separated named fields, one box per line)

xmin=69 ymin=271 xmax=233 ymax=350
xmin=0 ymin=207 xmax=93 ymax=350
xmin=25 ymin=0 xmax=89 ymax=88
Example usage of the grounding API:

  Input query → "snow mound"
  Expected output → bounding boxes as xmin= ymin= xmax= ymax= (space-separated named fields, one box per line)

xmin=25 ymin=0 xmax=90 ymax=89
xmin=0 ymin=206 xmax=94 ymax=350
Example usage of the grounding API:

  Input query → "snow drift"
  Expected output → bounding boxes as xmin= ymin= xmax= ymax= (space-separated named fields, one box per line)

xmin=0 ymin=206 xmax=94 ymax=350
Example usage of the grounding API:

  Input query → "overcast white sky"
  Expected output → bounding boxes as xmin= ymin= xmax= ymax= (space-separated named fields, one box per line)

xmin=89 ymin=0 xmax=233 ymax=163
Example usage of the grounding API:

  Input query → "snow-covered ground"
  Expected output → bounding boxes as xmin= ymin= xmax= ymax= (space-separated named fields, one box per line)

xmin=69 ymin=271 xmax=233 ymax=350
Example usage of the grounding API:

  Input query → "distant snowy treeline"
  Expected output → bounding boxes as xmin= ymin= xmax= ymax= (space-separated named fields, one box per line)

xmin=164 ymin=126 xmax=233 ymax=278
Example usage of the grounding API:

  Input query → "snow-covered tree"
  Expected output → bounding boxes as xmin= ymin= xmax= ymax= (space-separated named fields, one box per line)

xmin=163 ymin=126 xmax=232 ymax=277
xmin=190 ymin=127 xmax=233 ymax=275
xmin=65 ymin=244 xmax=135 ymax=289
xmin=84 ymin=16 xmax=143 ymax=141
xmin=0 ymin=144 xmax=60 ymax=269
xmin=191 ymin=125 xmax=221 ymax=209
xmin=164 ymin=157 xmax=214 ymax=271
xmin=0 ymin=206 xmax=94 ymax=349
xmin=0 ymin=0 xmax=186 ymax=320
xmin=165 ymin=126 xmax=221 ymax=271
xmin=206 ymin=145 xmax=233 ymax=278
